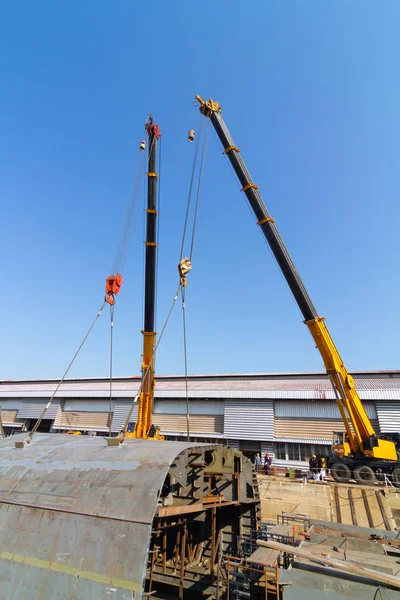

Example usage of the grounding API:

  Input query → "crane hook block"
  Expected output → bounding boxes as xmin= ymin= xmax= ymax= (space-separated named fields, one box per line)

xmin=188 ymin=129 xmax=195 ymax=143
xmin=105 ymin=273 xmax=123 ymax=305
xmin=139 ymin=140 xmax=146 ymax=152
xmin=178 ymin=258 xmax=192 ymax=287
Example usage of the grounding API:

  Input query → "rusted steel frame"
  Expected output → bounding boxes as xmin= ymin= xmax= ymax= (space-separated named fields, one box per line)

xmin=158 ymin=500 xmax=237 ymax=518
xmin=210 ymin=506 xmax=217 ymax=578
xmin=227 ymin=556 xmax=230 ymax=600
xmin=148 ymin=532 xmax=158 ymax=594
xmin=257 ymin=539 xmax=400 ymax=590
xmin=361 ymin=489 xmax=374 ymax=528
xmin=194 ymin=540 xmax=203 ymax=563
xmin=174 ymin=519 xmax=182 ymax=571
xmin=348 ymin=488 xmax=358 ymax=526
xmin=376 ymin=490 xmax=391 ymax=531
xmin=203 ymin=495 xmax=224 ymax=504
xmin=162 ymin=520 xmax=167 ymax=573
xmin=275 ymin=564 xmax=279 ymax=600
xmin=238 ymin=512 xmax=243 ymax=554
xmin=179 ymin=521 xmax=187 ymax=600
xmin=334 ymin=486 xmax=342 ymax=523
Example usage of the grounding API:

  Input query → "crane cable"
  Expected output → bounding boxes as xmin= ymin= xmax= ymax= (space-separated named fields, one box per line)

xmin=21 ymin=302 xmax=107 ymax=445
xmin=119 ymin=122 xmax=209 ymax=440
xmin=120 ymin=283 xmax=182 ymax=436
xmin=112 ymin=138 xmax=154 ymax=275
xmin=107 ymin=139 xmax=154 ymax=433
xmin=21 ymin=138 xmax=149 ymax=446
xmin=179 ymin=119 xmax=209 ymax=441
xmin=108 ymin=303 xmax=115 ymax=438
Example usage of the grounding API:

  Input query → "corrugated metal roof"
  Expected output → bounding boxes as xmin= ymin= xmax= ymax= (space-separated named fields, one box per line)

xmin=2 ymin=369 xmax=399 ymax=384
xmin=1 ymin=376 xmax=399 ymax=400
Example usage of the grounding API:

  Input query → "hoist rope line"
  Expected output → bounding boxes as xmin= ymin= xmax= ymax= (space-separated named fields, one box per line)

xmin=179 ymin=122 xmax=209 ymax=441
xmin=181 ymin=287 xmax=190 ymax=441
xmin=112 ymin=136 xmax=156 ymax=275
xmin=120 ymin=284 xmax=182 ymax=435
xmin=154 ymin=138 xmax=162 ymax=332
xmin=109 ymin=304 xmax=114 ymax=438
xmin=189 ymin=119 xmax=209 ymax=260
xmin=26 ymin=302 xmax=107 ymax=443
xmin=111 ymin=154 xmax=144 ymax=275
xmin=180 ymin=115 xmax=203 ymax=261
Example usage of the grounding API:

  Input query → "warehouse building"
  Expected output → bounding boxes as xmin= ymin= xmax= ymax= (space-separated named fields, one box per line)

xmin=0 ymin=370 xmax=399 ymax=468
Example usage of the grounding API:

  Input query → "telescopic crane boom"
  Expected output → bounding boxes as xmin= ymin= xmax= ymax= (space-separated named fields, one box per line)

xmin=196 ymin=96 xmax=398 ymax=483
xmin=129 ymin=115 xmax=163 ymax=440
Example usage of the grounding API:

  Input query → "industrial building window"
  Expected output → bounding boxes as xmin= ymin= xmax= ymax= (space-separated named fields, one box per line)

xmin=276 ymin=442 xmax=286 ymax=460
xmin=274 ymin=442 xmax=331 ymax=461
xmin=313 ymin=444 xmax=331 ymax=457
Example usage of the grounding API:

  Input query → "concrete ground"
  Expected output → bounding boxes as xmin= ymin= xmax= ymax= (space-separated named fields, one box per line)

xmin=258 ymin=473 xmax=399 ymax=531
xmin=258 ymin=474 xmax=334 ymax=523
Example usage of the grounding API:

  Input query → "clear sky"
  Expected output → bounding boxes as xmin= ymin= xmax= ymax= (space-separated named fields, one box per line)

xmin=1 ymin=1 xmax=399 ymax=380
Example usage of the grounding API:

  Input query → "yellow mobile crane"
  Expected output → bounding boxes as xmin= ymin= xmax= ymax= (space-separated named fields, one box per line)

xmin=196 ymin=96 xmax=400 ymax=486
xmin=125 ymin=115 xmax=163 ymax=440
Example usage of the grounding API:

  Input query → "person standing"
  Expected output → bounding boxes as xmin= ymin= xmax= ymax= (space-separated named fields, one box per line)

xmin=254 ymin=453 xmax=261 ymax=473
xmin=309 ymin=454 xmax=318 ymax=476
xmin=318 ymin=455 xmax=327 ymax=481
xmin=264 ymin=452 xmax=272 ymax=476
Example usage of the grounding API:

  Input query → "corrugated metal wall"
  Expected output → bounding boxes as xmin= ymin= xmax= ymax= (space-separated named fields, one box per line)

xmin=224 ymin=400 xmax=274 ymax=440
xmin=275 ymin=418 xmax=344 ymax=440
xmin=18 ymin=399 xmax=60 ymax=419
xmin=0 ymin=410 xmax=18 ymax=425
xmin=111 ymin=400 xmax=138 ymax=432
xmin=261 ymin=442 xmax=275 ymax=461
xmin=376 ymin=402 xmax=400 ymax=433
xmin=153 ymin=399 xmax=224 ymax=415
xmin=274 ymin=400 xmax=377 ymax=420
xmin=274 ymin=417 xmax=380 ymax=439
xmin=64 ymin=399 xmax=115 ymax=412
xmin=54 ymin=411 xmax=111 ymax=430
xmin=153 ymin=414 xmax=223 ymax=434
xmin=227 ymin=439 xmax=240 ymax=449
xmin=0 ymin=400 xmax=21 ymax=410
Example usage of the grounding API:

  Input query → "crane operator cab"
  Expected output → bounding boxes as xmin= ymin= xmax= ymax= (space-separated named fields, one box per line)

xmin=332 ymin=431 xmax=352 ymax=457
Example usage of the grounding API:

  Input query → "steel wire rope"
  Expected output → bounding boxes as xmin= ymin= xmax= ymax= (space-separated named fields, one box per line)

xmin=120 ymin=125 xmax=208 ymax=439
xmin=155 ymin=137 xmax=162 ymax=336
xmin=113 ymin=137 xmax=156 ymax=275
xmin=107 ymin=136 xmax=155 ymax=437
xmin=108 ymin=304 xmax=114 ymax=437
xmin=26 ymin=302 xmax=107 ymax=443
xmin=120 ymin=285 xmax=182 ymax=435
xmin=180 ymin=114 xmax=203 ymax=260
xmin=181 ymin=120 xmax=209 ymax=440
xmin=25 ymin=141 xmax=150 ymax=443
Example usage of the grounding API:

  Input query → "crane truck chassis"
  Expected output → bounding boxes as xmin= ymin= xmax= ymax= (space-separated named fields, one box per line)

xmin=196 ymin=95 xmax=400 ymax=487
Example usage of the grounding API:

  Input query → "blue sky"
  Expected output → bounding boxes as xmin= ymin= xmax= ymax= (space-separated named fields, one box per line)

xmin=1 ymin=1 xmax=399 ymax=379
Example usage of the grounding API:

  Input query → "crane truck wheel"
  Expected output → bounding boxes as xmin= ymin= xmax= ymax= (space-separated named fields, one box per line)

xmin=354 ymin=465 xmax=375 ymax=486
xmin=392 ymin=467 xmax=400 ymax=488
xmin=331 ymin=462 xmax=351 ymax=483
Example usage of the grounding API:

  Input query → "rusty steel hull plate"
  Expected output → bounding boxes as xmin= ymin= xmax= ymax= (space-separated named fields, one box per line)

xmin=0 ymin=433 xmax=216 ymax=599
